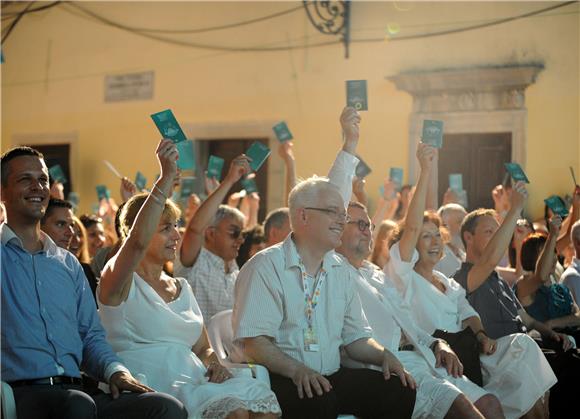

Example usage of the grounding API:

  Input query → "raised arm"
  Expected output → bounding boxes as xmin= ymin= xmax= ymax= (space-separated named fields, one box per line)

xmin=425 ymin=150 xmax=439 ymax=211
xmin=278 ymin=141 xmax=297 ymax=206
xmin=516 ymin=216 xmax=562 ymax=300
xmin=99 ymin=139 xmax=178 ymax=305
xmin=245 ymin=192 xmax=260 ymax=229
xmin=556 ymin=186 xmax=580 ymax=254
xmin=398 ymin=143 xmax=436 ymax=262
xmin=465 ymin=182 xmax=527 ymax=292
xmin=180 ymin=155 xmax=251 ymax=267
xmin=371 ymin=180 xmax=397 ymax=236
xmin=328 ymin=107 xmax=360 ymax=206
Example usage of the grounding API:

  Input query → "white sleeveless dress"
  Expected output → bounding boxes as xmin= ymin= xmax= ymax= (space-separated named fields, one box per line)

xmin=98 ymin=272 xmax=280 ymax=419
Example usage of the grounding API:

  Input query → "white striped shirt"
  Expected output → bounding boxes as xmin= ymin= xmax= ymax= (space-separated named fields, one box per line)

xmin=233 ymin=235 xmax=372 ymax=375
xmin=174 ymin=246 xmax=239 ymax=321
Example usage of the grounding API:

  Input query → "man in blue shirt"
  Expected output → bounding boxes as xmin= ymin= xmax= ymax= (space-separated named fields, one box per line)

xmin=1 ymin=146 xmax=187 ymax=419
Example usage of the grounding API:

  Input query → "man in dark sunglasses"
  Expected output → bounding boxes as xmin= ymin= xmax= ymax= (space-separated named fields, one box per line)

xmin=175 ymin=154 xmax=250 ymax=322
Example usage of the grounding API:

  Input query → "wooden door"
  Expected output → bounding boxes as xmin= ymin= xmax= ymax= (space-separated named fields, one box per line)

xmin=29 ymin=143 xmax=72 ymax=197
xmin=438 ymin=133 xmax=511 ymax=211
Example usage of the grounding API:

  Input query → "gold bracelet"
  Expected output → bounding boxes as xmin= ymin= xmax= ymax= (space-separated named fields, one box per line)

xmin=149 ymin=192 xmax=164 ymax=206
xmin=153 ymin=183 xmax=169 ymax=200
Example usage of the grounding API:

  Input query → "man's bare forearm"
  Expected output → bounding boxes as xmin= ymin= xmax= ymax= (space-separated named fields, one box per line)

xmin=344 ymin=337 xmax=385 ymax=366
xmin=242 ymin=336 xmax=304 ymax=378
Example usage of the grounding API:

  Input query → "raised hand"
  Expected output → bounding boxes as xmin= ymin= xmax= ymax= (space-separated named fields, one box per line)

xmin=120 ymin=177 xmax=137 ymax=202
xmin=492 ymin=184 xmax=511 ymax=214
xmin=510 ymin=181 xmax=528 ymax=212
xmin=548 ymin=215 xmax=562 ymax=236
xmin=277 ymin=141 xmax=295 ymax=162
xmin=340 ymin=106 xmax=361 ymax=145
xmin=224 ymin=154 xmax=251 ymax=185
xmin=156 ymin=139 xmax=178 ymax=183
xmin=416 ymin=143 xmax=437 ymax=172
xmin=382 ymin=179 xmax=397 ymax=200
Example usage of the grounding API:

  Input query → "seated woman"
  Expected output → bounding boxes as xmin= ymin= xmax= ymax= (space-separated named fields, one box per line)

xmin=386 ymin=146 xmax=555 ymax=419
xmin=70 ymin=215 xmax=99 ymax=302
xmin=98 ymin=139 xmax=280 ymax=419
xmin=515 ymin=220 xmax=580 ymax=344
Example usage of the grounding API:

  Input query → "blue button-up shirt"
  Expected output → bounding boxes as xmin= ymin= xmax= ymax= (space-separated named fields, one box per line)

xmin=1 ymin=223 xmax=124 ymax=382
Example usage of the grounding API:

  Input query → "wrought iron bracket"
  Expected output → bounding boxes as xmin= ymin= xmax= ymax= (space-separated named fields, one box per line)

xmin=303 ymin=1 xmax=351 ymax=58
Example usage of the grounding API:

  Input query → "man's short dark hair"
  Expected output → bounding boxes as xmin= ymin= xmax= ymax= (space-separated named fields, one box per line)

xmin=0 ymin=146 xmax=44 ymax=187
xmin=42 ymin=199 xmax=73 ymax=224
xmin=460 ymin=208 xmax=497 ymax=249
xmin=264 ymin=207 xmax=290 ymax=240
xmin=80 ymin=214 xmax=103 ymax=230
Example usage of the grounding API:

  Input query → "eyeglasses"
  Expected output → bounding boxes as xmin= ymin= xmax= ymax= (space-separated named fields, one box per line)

xmin=228 ymin=228 xmax=243 ymax=240
xmin=304 ymin=207 xmax=350 ymax=223
xmin=347 ymin=219 xmax=375 ymax=233
xmin=210 ymin=226 xmax=243 ymax=240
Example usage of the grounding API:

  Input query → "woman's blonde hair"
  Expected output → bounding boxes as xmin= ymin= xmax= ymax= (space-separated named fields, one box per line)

xmin=119 ymin=193 xmax=181 ymax=240
xmin=72 ymin=216 xmax=91 ymax=264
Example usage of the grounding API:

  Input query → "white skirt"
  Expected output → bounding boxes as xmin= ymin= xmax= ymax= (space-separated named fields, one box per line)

xmin=480 ymin=333 xmax=556 ymax=419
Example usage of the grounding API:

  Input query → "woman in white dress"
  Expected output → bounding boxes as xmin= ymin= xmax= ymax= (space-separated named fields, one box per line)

xmin=386 ymin=143 xmax=556 ymax=419
xmin=98 ymin=139 xmax=280 ymax=419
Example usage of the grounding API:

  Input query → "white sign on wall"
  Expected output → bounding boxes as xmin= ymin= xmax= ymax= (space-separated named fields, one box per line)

xmin=104 ymin=71 xmax=154 ymax=102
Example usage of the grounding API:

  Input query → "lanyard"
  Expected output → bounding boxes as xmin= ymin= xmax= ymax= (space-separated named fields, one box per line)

xmin=298 ymin=259 xmax=326 ymax=328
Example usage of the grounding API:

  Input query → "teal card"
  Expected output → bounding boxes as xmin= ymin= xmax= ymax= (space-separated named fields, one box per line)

xmin=272 ymin=121 xmax=293 ymax=142
xmin=177 ymin=140 xmax=196 ymax=171
xmin=246 ymin=142 xmax=271 ymax=172
xmin=379 ymin=185 xmax=385 ymax=197
xmin=346 ymin=80 xmax=368 ymax=111
xmin=150 ymin=109 xmax=187 ymax=144
xmin=544 ymin=195 xmax=569 ymax=218
xmin=355 ymin=157 xmax=372 ymax=178
xmin=49 ymin=164 xmax=67 ymax=184
xmin=135 ymin=171 xmax=147 ymax=191
xmin=207 ymin=155 xmax=225 ymax=180
xmin=421 ymin=120 xmax=444 ymax=148
xmin=96 ymin=185 xmax=110 ymax=200
xmin=180 ymin=177 xmax=196 ymax=198
xmin=68 ymin=191 xmax=80 ymax=207
xmin=449 ymin=173 xmax=463 ymax=192
xmin=389 ymin=167 xmax=403 ymax=190
xmin=504 ymin=163 xmax=530 ymax=183
xmin=241 ymin=176 xmax=258 ymax=194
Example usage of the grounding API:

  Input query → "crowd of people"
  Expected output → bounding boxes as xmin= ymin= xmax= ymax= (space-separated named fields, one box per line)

xmin=2 ymin=106 xmax=580 ymax=419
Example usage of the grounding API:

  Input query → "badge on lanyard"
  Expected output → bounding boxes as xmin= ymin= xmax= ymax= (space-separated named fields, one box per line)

xmin=299 ymin=259 xmax=325 ymax=353
xmin=303 ymin=326 xmax=320 ymax=352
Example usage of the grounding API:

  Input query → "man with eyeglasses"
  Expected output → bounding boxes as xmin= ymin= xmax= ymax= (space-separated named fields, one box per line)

xmin=233 ymin=108 xmax=417 ymax=418
xmin=336 ymin=201 xmax=511 ymax=419
xmin=234 ymin=176 xmax=416 ymax=419
xmin=175 ymin=154 xmax=251 ymax=321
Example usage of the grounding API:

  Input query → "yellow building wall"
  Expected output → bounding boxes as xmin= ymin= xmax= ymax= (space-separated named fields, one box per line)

xmin=1 ymin=1 xmax=578 ymax=218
